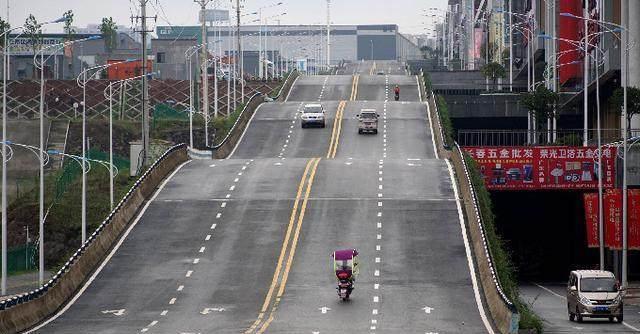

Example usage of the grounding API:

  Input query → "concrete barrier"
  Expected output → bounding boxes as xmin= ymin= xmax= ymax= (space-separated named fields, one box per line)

xmin=421 ymin=76 xmax=519 ymax=334
xmin=212 ymin=70 xmax=299 ymax=159
xmin=0 ymin=144 xmax=188 ymax=334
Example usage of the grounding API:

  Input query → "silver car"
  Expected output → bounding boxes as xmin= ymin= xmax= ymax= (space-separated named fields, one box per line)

xmin=567 ymin=270 xmax=624 ymax=323
xmin=357 ymin=109 xmax=379 ymax=134
xmin=300 ymin=104 xmax=326 ymax=128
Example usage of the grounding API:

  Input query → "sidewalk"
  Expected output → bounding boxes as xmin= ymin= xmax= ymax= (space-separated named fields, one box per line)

xmin=0 ymin=271 xmax=52 ymax=302
xmin=626 ymin=281 xmax=640 ymax=306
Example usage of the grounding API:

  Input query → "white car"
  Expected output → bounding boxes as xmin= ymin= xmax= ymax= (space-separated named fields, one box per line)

xmin=300 ymin=104 xmax=326 ymax=128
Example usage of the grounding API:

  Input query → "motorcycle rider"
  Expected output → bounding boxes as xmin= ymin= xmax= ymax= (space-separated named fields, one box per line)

xmin=394 ymin=85 xmax=400 ymax=100
xmin=333 ymin=248 xmax=359 ymax=284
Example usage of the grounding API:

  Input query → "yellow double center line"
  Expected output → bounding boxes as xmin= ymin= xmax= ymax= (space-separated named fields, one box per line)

xmin=326 ymin=101 xmax=345 ymax=159
xmin=244 ymin=157 xmax=321 ymax=334
xmin=350 ymin=74 xmax=360 ymax=101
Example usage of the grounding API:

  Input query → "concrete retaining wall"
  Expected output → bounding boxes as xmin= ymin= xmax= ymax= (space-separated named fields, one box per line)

xmin=418 ymin=73 xmax=519 ymax=334
xmin=0 ymin=144 xmax=188 ymax=334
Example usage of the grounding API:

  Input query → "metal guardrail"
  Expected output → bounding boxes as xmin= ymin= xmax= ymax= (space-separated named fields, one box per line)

xmin=0 ymin=143 xmax=187 ymax=311
xmin=458 ymin=128 xmax=640 ymax=147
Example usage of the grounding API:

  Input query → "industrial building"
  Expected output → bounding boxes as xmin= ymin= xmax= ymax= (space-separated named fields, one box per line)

xmin=154 ymin=24 xmax=421 ymax=79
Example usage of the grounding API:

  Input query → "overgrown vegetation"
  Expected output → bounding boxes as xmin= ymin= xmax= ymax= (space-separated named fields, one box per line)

xmin=422 ymin=70 xmax=433 ymax=92
xmin=212 ymin=104 xmax=244 ymax=146
xmin=436 ymin=95 xmax=455 ymax=148
xmin=464 ymin=154 xmax=543 ymax=333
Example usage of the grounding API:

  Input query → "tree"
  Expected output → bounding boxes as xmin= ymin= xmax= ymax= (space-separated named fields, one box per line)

xmin=63 ymin=10 xmax=75 ymax=41
xmin=611 ymin=86 xmax=640 ymax=137
xmin=62 ymin=10 xmax=75 ymax=78
xmin=0 ymin=17 xmax=9 ymax=49
xmin=480 ymin=62 xmax=506 ymax=89
xmin=99 ymin=17 xmax=118 ymax=51
xmin=521 ymin=85 xmax=560 ymax=131
xmin=24 ymin=14 xmax=43 ymax=78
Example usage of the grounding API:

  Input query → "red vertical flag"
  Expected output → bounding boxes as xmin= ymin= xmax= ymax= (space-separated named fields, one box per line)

xmin=583 ymin=193 xmax=600 ymax=248
xmin=604 ymin=190 xmax=623 ymax=249
xmin=629 ymin=190 xmax=640 ymax=250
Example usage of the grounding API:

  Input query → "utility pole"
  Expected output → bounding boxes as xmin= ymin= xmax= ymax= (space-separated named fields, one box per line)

xmin=327 ymin=0 xmax=331 ymax=69
xmin=132 ymin=0 xmax=155 ymax=166
xmin=236 ymin=0 xmax=242 ymax=103
xmin=195 ymin=0 xmax=211 ymax=145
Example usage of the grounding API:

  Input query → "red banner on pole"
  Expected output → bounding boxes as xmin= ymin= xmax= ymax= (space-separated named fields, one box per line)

xmin=584 ymin=190 xmax=640 ymax=250
xmin=464 ymin=146 xmax=617 ymax=191
xmin=583 ymin=193 xmax=600 ymax=248
xmin=604 ymin=190 xmax=623 ymax=250
xmin=629 ymin=190 xmax=640 ymax=250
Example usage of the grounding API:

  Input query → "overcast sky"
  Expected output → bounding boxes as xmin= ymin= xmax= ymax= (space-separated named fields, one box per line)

xmin=6 ymin=0 xmax=446 ymax=35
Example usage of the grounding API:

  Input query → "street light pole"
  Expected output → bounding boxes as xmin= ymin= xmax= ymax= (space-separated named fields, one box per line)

xmin=327 ymin=0 xmax=331 ymax=69
xmin=583 ymin=3 xmax=589 ymax=147
xmin=236 ymin=0 xmax=242 ymax=104
xmin=1 ymin=16 xmax=64 ymax=295
xmin=508 ymin=0 xmax=513 ymax=92
xmin=195 ymin=0 xmax=211 ymax=145
xmin=621 ymin=0 xmax=629 ymax=289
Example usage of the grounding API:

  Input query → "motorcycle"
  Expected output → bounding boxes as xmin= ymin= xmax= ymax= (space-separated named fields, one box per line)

xmin=395 ymin=92 xmax=400 ymax=101
xmin=332 ymin=249 xmax=359 ymax=302
xmin=336 ymin=272 xmax=354 ymax=301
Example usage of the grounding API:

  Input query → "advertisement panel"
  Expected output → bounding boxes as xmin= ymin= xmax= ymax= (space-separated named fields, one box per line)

xmin=296 ymin=58 xmax=307 ymax=73
xmin=464 ymin=146 xmax=616 ymax=190
xmin=585 ymin=190 xmax=640 ymax=250
xmin=558 ymin=0 xmax=583 ymax=85
xmin=583 ymin=193 xmax=599 ymax=248
xmin=9 ymin=37 xmax=64 ymax=56
xmin=474 ymin=28 xmax=483 ymax=59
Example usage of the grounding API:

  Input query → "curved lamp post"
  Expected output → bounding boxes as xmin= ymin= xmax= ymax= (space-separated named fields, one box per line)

xmin=185 ymin=44 xmax=204 ymax=148
xmin=1 ymin=15 xmax=65 ymax=295
xmin=75 ymin=59 xmax=136 ymax=243
xmin=103 ymin=72 xmax=154 ymax=210
xmin=33 ymin=35 xmax=100 ymax=285
xmin=561 ymin=11 xmax=637 ymax=288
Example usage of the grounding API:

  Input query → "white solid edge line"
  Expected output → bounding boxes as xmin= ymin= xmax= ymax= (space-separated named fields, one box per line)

xmin=227 ymin=103 xmax=264 ymax=159
xmin=425 ymin=90 xmax=440 ymax=160
xmin=26 ymin=160 xmax=193 ymax=333
xmin=445 ymin=159 xmax=495 ymax=334
xmin=284 ymin=75 xmax=300 ymax=102
xmin=533 ymin=282 xmax=640 ymax=332
xmin=415 ymin=75 xmax=423 ymax=102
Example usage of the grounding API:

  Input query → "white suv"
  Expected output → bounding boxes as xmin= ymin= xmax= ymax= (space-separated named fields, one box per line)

xmin=300 ymin=104 xmax=326 ymax=128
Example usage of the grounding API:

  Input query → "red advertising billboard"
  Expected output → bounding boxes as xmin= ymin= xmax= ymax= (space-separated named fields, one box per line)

xmin=583 ymin=193 xmax=600 ymax=248
xmin=464 ymin=146 xmax=617 ymax=190
xmin=559 ymin=0 xmax=583 ymax=85
xmin=583 ymin=190 xmax=640 ymax=250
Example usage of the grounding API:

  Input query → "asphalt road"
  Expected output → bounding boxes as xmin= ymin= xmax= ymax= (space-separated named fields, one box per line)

xmin=521 ymin=283 xmax=640 ymax=333
xmin=31 ymin=62 xmax=490 ymax=334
